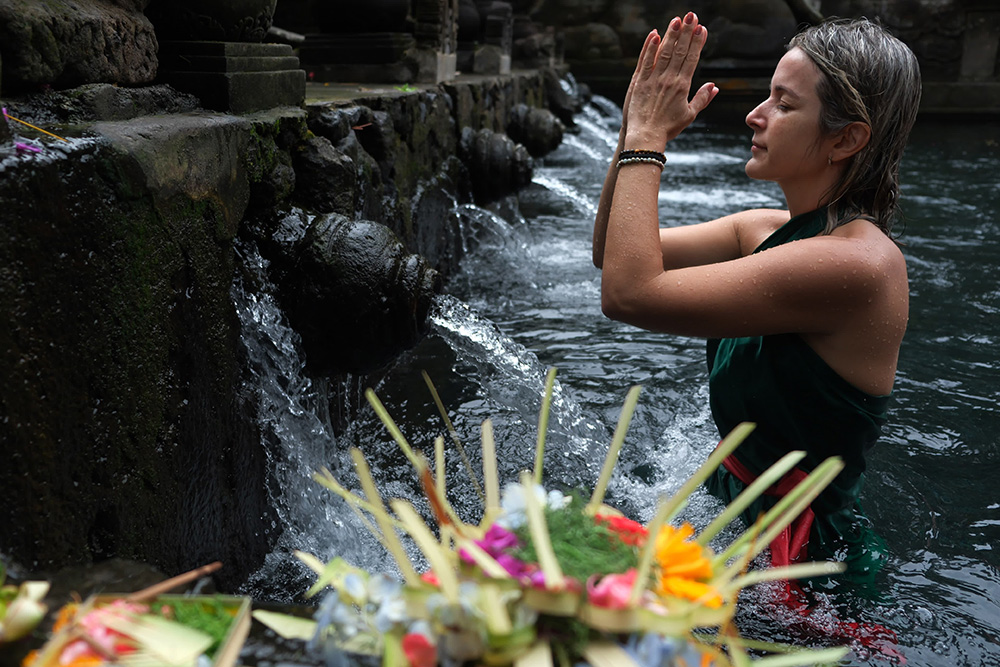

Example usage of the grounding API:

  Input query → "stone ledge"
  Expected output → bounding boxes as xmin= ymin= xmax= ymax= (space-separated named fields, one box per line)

xmin=920 ymin=81 xmax=1000 ymax=117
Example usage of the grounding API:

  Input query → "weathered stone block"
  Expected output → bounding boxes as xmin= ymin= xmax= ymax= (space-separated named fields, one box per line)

xmin=0 ymin=113 xmax=274 ymax=588
xmin=4 ymin=83 xmax=199 ymax=124
xmin=291 ymin=134 xmax=357 ymax=216
xmin=0 ymin=0 xmax=158 ymax=90
xmin=474 ymin=44 xmax=512 ymax=74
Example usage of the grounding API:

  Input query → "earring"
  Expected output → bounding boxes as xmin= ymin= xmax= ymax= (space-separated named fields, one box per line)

xmin=827 ymin=155 xmax=833 ymax=166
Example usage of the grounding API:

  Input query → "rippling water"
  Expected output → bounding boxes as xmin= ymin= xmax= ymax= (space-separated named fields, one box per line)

xmin=241 ymin=101 xmax=1000 ymax=666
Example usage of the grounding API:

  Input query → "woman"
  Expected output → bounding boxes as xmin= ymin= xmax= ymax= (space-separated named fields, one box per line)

xmin=592 ymin=13 xmax=921 ymax=584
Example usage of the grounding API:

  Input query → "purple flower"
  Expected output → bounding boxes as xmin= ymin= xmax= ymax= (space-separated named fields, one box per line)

xmin=494 ymin=553 xmax=530 ymax=578
xmin=459 ymin=524 xmax=530 ymax=578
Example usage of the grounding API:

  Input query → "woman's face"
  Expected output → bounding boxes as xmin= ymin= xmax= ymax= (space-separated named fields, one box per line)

xmin=744 ymin=47 xmax=836 ymax=187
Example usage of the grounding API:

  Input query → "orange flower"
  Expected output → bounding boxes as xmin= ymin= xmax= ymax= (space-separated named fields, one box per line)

xmin=653 ymin=523 xmax=723 ymax=608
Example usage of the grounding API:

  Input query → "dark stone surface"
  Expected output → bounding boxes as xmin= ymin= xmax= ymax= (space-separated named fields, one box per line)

xmin=561 ymin=22 xmax=623 ymax=61
xmin=291 ymin=134 xmax=358 ymax=215
xmin=542 ymin=67 xmax=584 ymax=128
xmin=459 ymin=126 xmax=533 ymax=202
xmin=473 ymin=44 xmax=511 ymax=74
xmin=702 ymin=0 xmax=797 ymax=60
xmin=0 ymin=116 xmax=275 ymax=589
xmin=0 ymin=0 xmax=158 ymax=91
xmin=2 ymin=84 xmax=200 ymax=124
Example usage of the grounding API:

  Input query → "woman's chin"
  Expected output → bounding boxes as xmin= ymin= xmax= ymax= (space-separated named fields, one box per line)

xmin=744 ymin=160 xmax=763 ymax=180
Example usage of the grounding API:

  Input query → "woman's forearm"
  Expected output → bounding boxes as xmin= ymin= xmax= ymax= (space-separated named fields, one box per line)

xmin=592 ymin=132 xmax=627 ymax=268
xmin=601 ymin=159 xmax=667 ymax=319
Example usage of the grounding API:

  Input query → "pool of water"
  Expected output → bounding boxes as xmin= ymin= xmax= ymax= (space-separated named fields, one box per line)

xmin=241 ymin=100 xmax=1000 ymax=666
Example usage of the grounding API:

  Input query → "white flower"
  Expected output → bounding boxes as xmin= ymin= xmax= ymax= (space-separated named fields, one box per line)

xmin=340 ymin=572 xmax=367 ymax=605
xmin=497 ymin=482 xmax=569 ymax=529
xmin=367 ymin=573 xmax=401 ymax=605
xmin=372 ymin=576 xmax=408 ymax=633
xmin=547 ymin=488 xmax=570 ymax=511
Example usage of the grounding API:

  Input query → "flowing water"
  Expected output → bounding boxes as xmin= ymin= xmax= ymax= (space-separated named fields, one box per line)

xmin=238 ymin=99 xmax=1000 ymax=666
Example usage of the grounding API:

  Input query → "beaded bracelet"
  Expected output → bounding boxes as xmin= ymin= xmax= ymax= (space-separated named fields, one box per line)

xmin=617 ymin=155 xmax=666 ymax=170
xmin=618 ymin=149 xmax=666 ymax=164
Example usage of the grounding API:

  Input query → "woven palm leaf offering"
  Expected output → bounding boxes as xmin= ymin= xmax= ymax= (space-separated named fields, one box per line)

xmin=259 ymin=369 xmax=851 ymax=667
xmin=21 ymin=563 xmax=251 ymax=667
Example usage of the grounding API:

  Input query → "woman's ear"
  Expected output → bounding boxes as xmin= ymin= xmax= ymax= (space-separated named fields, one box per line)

xmin=832 ymin=121 xmax=871 ymax=161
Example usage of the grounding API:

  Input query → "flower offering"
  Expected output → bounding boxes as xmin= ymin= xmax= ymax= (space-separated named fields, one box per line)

xmin=265 ymin=370 xmax=852 ymax=667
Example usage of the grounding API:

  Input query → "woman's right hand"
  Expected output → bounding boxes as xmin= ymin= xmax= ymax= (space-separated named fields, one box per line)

xmin=624 ymin=12 xmax=717 ymax=150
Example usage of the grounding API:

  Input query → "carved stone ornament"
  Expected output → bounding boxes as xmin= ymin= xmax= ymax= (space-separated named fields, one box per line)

xmin=146 ymin=0 xmax=278 ymax=42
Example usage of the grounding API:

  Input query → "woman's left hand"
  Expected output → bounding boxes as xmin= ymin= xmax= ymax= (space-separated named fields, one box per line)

xmin=624 ymin=12 xmax=718 ymax=150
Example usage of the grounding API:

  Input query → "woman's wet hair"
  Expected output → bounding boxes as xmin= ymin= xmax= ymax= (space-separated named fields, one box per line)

xmin=790 ymin=17 xmax=921 ymax=236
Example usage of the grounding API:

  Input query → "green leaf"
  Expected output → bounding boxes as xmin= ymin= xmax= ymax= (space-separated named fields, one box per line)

xmin=251 ymin=610 xmax=317 ymax=641
xmin=587 ymin=385 xmax=641 ymax=513
xmin=534 ymin=368 xmax=558 ymax=484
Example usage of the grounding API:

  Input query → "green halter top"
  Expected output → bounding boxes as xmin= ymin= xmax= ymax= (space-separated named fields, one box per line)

xmin=706 ymin=206 xmax=890 ymax=515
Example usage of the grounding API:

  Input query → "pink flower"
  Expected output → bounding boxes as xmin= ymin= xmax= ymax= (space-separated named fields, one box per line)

xmin=587 ymin=569 xmax=639 ymax=609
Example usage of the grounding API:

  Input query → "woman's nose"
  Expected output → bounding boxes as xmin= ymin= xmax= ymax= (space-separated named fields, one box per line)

xmin=746 ymin=101 xmax=765 ymax=130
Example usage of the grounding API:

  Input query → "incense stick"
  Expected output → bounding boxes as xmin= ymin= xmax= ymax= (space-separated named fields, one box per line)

xmin=125 ymin=561 xmax=222 ymax=602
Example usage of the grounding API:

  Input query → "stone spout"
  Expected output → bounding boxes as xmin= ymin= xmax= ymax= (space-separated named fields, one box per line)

xmin=506 ymin=102 xmax=564 ymax=157
xmin=283 ymin=213 xmax=442 ymax=375
xmin=458 ymin=126 xmax=533 ymax=203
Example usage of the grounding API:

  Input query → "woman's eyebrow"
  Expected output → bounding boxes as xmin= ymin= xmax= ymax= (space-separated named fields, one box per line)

xmin=771 ymin=83 xmax=802 ymax=99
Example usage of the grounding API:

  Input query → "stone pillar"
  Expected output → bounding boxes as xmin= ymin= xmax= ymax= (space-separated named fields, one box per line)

xmin=412 ymin=0 xmax=460 ymax=82
xmin=960 ymin=8 xmax=1000 ymax=81
xmin=456 ymin=0 xmax=481 ymax=72
xmin=147 ymin=0 xmax=306 ymax=113
xmin=474 ymin=0 xmax=513 ymax=74
xmin=299 ymin=0 xmax=422 ymax=84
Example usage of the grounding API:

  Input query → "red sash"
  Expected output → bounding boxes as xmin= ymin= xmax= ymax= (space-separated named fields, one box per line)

xmin=721 ymin=453 xmax=904 ymax=663
xmin=721 ymin=453 xmax=814 ymax=567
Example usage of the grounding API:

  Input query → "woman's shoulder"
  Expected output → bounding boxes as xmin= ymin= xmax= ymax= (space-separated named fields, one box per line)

xmin=727 ymin=208 xmax=790 ymax=256
xmin=830 ymin=217 xmax=908 ymax=271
